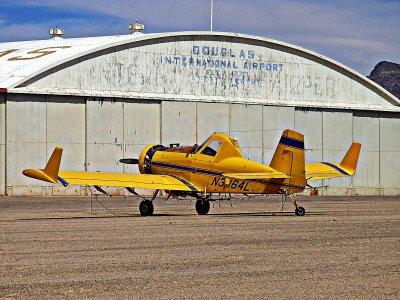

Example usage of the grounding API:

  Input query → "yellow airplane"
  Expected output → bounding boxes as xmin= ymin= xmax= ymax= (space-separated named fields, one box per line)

xmin=23 ymin=130 xmax=361 ymax=217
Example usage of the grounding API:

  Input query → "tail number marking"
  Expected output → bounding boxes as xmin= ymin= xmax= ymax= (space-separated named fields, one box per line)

xmin=211 ymin=177 xmax=250 ymax=191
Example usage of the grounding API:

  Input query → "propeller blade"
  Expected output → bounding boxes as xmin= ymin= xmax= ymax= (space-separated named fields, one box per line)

xmin=119 ymin=158 xmax=139 ymax=164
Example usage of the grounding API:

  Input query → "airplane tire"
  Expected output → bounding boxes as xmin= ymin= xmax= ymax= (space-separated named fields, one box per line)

xmin=195 ymin=200 xmax=210 ymax=215
xmin=295 ymin=206 xmax=306 ymax=216
xmin=139 ymin=200 xmax=154 ymax=216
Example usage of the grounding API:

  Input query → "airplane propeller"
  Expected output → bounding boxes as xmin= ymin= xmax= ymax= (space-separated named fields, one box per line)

xmin=119 ymin=158 xmax=139 ymax=164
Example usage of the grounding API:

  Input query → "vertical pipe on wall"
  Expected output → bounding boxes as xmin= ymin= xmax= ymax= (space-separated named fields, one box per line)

xmin=378 ymin=112 xmax=381 ymax=189
xmin=4 ymin=92 xmax=7 ymax=196
xmin=122 ymin=100 xmax=125 ymax=173
xmin=84 ymin=97 xmax=88 ymax=172
xmin=195 ymin=102 xmax=198 ymax=144
xmin=45 ymin=96 xmax=48 ymax=161
xmin=210 ymin=0 xmax=214 ymax=31
xmin=228 ymin=102 xmax=232 ymax=136
xmin=351 ymin=110 xmax=354 ymax=189
xmin=321 ymin=110 xmax=324 ymax=195
xmin=261 ymin=105 xmax=264 ymax=164
xmin=159 ymin=102 xmax=163 ymax=144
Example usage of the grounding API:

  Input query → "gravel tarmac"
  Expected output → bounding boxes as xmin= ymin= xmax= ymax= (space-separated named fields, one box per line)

xmin=0 ymin=195 xmax=399 ymax=299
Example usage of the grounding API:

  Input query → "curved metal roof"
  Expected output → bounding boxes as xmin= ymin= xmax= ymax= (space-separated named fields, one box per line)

xmin=0 ymin=33 xmax=148 ymax=88
xmin=1 ymin=31 xmax=399 ymax=108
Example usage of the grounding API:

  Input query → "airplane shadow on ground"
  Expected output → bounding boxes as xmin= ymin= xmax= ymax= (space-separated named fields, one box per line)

xmin=14 ymin=210 xmax=331 ymax=221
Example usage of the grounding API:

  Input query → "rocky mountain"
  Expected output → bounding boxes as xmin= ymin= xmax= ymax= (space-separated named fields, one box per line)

xmin=367 ymin=61 xmax=400 ymax=100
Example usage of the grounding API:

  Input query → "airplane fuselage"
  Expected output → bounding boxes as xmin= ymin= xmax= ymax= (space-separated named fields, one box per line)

xmin=138 ymin=133 xmax=304 ymax=195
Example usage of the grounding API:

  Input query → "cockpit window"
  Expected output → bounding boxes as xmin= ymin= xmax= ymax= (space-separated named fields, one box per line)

xmin=201 ymin=139 xmax=222 ymax=156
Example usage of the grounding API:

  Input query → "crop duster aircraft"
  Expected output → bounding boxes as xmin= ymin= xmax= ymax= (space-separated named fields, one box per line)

xmin=23 ymin=130 xmax=361 ymax=216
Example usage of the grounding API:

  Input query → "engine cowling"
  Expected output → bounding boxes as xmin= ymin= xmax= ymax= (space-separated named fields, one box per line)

xmin=138 ymin=144 xmax=165 ymax=174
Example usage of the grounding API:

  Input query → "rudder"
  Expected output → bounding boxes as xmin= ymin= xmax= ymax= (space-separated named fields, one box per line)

xmin=270 ymin=130 xmax=306 ymax=193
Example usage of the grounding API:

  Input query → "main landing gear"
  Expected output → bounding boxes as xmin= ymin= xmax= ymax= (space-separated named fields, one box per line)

xmin=139 ymin=200 xmax=154 ymax=216
xmin=138 ymin=189 xmax=159 ymax=216
xmin=287 ymin=194 xmax=306 ymax=216
xmin=195 ymin=199 xmax=210 ymax=215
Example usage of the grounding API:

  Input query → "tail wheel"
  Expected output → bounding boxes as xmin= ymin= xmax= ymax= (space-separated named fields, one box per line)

xmin=195 ymin=200 xmax=210 ymax=215
xmin=139 ymin=200 xmax=154 ymax=216
xmin=295 ymin=206 xmax=306 ymax=216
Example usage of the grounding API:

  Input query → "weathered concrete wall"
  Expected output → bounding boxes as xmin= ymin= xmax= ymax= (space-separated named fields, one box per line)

xmin=124 ymin=100 xmax=161 ymax=195
xmin=27 ymin=36 xmax=396 ymax=110
xmin=86 ymin=98 xmax=162 ymax=196
xmin=352 ymin=111 xmax=380 ymax=195
xmin=196 ymin=102 xmax=229 ymax=143
xmin=47 ymin=96 xmax=86 ymax=195
xmin=2 ymin=95 xmax=400 ymax=196
xmin=5 ymin=94 xmax=86 ymax=195
xmin=321 ymin=111 xmax=354 ymax=195
xmin=124 ymin=100 xmax=161 ymax=172
xmin=230 ymin=104 xmax=263 ymax=162
xmin=262 ymin=106 xmax=295 ymax=165
xmin=379 ymin=113 xmax=400 ymax=195
xmin=6 ymin=94 xmax=47 ymax=195
xmin=294 ymin=108 xmax=323 ymax=190
xmin=161 ymin=102 xmax=196 ymax=145
xmin=86 ymin=98 xmax=124 ymax=174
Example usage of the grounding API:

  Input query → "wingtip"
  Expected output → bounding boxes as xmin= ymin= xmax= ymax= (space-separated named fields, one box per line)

xmin=22 ymin=168 xmax=59 ymax=184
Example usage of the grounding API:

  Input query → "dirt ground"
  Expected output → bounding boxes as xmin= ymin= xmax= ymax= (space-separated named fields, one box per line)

xmin=0 ymin=195 xmax=399 ymax=299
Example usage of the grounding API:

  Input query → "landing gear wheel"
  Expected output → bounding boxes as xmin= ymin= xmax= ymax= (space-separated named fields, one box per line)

xmin=195 ymin=200 xmax=210 ymax=215
xmin=139 ymin=200 xmax=154 ymax=216
xmin=295 ymin=206 xmax=306 ymax=216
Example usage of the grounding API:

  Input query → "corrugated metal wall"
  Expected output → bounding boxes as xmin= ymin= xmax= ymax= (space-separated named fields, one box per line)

xmin=2 ymin=94 xmax=399 ymax=196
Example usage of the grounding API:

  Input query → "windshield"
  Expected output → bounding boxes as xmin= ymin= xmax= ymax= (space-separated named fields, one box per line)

xmin=200 ymin=139 xmax=222 ymax=156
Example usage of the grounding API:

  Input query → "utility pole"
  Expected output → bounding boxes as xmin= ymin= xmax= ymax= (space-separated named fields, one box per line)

xmin=210 ymin=0 xmax=214 ymax=31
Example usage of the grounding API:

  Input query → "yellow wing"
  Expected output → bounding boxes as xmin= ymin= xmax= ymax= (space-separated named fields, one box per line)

xmin=223 ymin=172 xmax=290 ymax=180
xmin=306 ymin=142 xmax=361 ymax=180
xmin=22 ymin=147 xmax=199 ymax=192
xmin=58 ymin=171 xmax=199 ymax=191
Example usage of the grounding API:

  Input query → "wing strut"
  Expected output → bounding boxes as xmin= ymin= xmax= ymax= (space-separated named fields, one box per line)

xmin=94 ymin=185 xmax=112 ymax=197
xmin=126 ymin=187 xmax=145 ymax=199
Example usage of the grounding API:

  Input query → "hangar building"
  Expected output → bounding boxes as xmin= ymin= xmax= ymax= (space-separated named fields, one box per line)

xmin=0 ymin=31 xmax=399 ymax=196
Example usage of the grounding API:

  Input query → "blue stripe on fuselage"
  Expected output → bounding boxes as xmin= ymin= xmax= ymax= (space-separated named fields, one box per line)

xmin=151 ymin=161 xmax=221 ymax=176
xmin=170 ymin=175 xmax=198 ymax=191
xmin=321 ymin=162 xmax=349 ymax=175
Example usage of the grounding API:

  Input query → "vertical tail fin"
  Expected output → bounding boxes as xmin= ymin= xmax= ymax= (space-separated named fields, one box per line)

xmin=270 ymin=130 xmax=306 ymax=193
xmin=339 ymin=142 xmax=362 ymax=174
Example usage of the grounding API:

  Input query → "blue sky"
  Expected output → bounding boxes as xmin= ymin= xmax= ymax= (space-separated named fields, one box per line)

xmin=1 ymin=0 xmax=399 ymax=75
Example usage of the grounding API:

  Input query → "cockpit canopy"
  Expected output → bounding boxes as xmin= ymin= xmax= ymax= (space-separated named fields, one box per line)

xmin=195 ymin=133 xmax=243 ymax=161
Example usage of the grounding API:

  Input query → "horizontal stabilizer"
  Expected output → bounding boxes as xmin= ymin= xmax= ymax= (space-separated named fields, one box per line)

xmin=306 ymin=142 xmax=361 ymax=180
